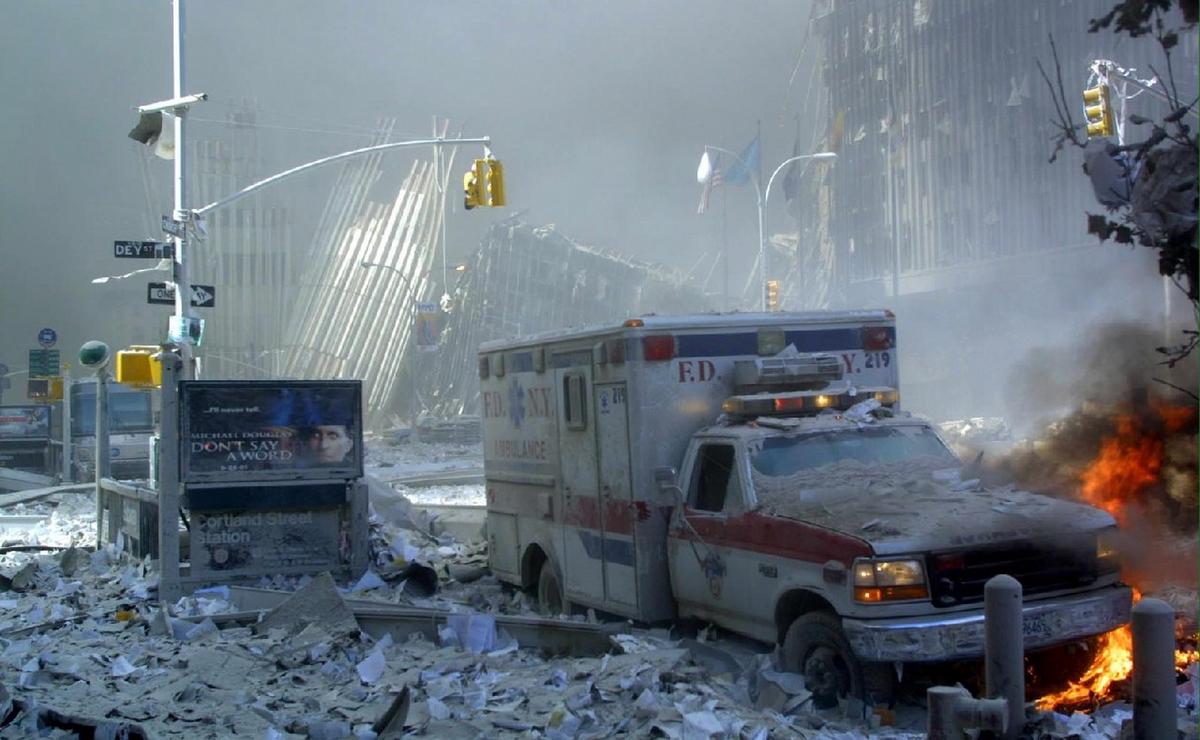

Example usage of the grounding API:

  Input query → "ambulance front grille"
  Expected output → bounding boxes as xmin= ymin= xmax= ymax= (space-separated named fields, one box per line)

xmin=927 ymin=534 xmax=1099 ymax=607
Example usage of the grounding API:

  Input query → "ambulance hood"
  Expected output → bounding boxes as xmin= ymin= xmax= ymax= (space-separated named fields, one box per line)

xmin=751 ymin=462 xmax=1115 ymax=555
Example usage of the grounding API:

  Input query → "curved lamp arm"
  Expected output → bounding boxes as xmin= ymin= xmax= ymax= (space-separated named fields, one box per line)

xmin=763 ymin=152 xmax=837 ymax=205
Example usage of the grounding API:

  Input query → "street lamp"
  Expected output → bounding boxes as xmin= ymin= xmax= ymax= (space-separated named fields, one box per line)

xmin=90 ymin=259 xmax=173 ymax=285
xmin=702 ymin=147 xmax=836 ymax=311
xmin=130 ymin=2 xmax=496 ymax=379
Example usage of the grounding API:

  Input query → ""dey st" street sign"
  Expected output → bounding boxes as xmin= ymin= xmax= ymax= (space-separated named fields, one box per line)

xmin=147 ymin=282 xmax=216 ymax=308
xmin=114 ymin=240 xmax=174 ymax=259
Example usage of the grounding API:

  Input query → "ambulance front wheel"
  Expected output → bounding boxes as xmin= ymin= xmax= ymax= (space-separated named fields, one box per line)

xmin=536 ymin=562 xmax=566 ymax=616
xmin=781 ymin=611 xmax=865 ymax=709
xmin=781 ymin=611 xmax=895 ymax=710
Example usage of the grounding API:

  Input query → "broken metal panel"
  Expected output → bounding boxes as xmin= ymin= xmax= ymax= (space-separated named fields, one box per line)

xmin=287 ymin=122 xmax=395 ymax=369
xmin=283 ymin=157 xmax=444 ymax=428
xmin=428 ymin=221 xmax=712 ymax=416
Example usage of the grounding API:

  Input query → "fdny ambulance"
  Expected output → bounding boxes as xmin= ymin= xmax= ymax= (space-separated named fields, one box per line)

xmin=481 ymin=312 xmax=1130 ymax=705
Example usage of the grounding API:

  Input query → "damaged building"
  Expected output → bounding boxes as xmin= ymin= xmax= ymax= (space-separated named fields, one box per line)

xmin=785 ymin=0 xmax=1199 ymax=419
xmin=426 ymin=221 xmax=712 ymax=418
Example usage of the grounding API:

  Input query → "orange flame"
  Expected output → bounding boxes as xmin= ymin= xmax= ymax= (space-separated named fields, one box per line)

xmin=1077 ymin=414 xmax=1162 ymax=525
xmin=1035 ymin=626 xmax=1134 ymax=710
xmin=1035 ymin=402 xmax=1199 ymax=712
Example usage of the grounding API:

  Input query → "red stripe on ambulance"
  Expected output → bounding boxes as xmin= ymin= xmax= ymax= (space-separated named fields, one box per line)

xmin=675 ymin=510 xmax=871 ymax=565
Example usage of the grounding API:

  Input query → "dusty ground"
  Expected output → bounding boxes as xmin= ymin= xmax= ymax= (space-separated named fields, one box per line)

xmin=0 ymin=439 xmax=1194 ymax=738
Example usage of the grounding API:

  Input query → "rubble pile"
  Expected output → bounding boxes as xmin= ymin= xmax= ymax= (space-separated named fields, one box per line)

xmin=0 ymin=441 xmax=1192 ymax=737
xmin=936 ymin=417 xmax=1015 ymax=459
xmin=0 ymin=551 xmax=919 ymax=738
xmin=0 ymin=481 xmax=924 ymax=738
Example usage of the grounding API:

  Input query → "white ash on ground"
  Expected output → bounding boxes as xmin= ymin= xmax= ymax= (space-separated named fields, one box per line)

xmin=0 ymin=442 xmax=1192 ymax=738
xmin=396 ymin=484 xmax=486 ymax=508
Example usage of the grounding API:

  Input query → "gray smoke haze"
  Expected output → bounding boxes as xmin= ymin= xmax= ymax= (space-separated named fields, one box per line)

xmin=0 ymin=0 xmax=816 ymax=370
xmin=0 ymin=1 xmax=1193 ymax=431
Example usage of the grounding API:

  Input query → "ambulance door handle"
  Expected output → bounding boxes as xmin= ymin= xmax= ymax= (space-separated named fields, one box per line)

xmin=601 ymin=485 xmax=611 ymax=497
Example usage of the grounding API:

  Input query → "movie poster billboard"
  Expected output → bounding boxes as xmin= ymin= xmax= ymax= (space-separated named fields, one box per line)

xmin=0 ymin=406 xmax=51 ymax=440
xmin=180 ymin=381 xmax=362 ymax=483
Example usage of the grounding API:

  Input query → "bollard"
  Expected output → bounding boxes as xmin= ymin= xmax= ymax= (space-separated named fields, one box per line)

xmin=927 ymin=685 xmax=1007 ymax=739
xmin=928 ymin=686 xmax=970 ymax=739
xmin=985 ymin=574 xmax=1024 ymax=740
xmin=95 ymin=368 xmax=110 ymax=548
xmin=1132 ymin=598 xmax=1176 ymax=740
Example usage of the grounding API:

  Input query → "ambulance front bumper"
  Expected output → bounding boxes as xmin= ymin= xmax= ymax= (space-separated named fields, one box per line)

xmin=841 ymin=585 xmax=1132 ymax=662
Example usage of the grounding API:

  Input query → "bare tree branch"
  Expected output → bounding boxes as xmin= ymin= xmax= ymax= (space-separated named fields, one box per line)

xmin=1152 ymin=377 xmax=1200 ymax=401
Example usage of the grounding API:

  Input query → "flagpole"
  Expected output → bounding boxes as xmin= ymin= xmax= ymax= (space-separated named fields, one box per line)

xmin=756 ymin=121 xmax=765 ymax=311
xmin=722 ymin=185 xmax=728 ymax=311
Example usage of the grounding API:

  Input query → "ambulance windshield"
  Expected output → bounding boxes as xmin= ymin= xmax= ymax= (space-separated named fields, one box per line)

xmin=749 ymin=425 xmax=956 ymax=478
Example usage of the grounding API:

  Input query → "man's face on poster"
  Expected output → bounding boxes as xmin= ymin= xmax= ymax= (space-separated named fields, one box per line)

xmin=310 ymin=425 xmax=353 ymax=464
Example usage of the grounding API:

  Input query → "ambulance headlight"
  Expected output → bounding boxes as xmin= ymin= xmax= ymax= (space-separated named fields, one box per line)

xmin=853 ymin=557 xmax=929 ymax=603
xmin=1096 ymin=528 xmax=1120 ymax=574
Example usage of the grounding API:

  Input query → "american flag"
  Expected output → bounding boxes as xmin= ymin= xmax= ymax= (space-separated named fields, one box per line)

xmin=696 ymin=150 xmax=723 ymax=215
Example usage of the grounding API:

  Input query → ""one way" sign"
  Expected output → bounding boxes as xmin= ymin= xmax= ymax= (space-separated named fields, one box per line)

xmin=147 ymin=282 xmax=216 ymax=308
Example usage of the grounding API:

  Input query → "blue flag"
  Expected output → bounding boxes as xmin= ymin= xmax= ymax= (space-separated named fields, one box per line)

xmin=722 ymin=135 xmax=760 ymax=186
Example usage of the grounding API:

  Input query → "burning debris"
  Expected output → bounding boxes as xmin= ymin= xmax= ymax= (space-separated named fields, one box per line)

xmin=983 ymin=323 xmax=1199 ymax=716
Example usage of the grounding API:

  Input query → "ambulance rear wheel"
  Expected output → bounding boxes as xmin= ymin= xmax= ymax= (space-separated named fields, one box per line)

xmin=536 ymin=563 xmax=565 ymax=616
xmin=781 ymin=611 xmax=864 ymax=709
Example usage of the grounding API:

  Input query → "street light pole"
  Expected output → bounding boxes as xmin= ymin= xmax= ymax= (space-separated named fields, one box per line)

xmin=761 ymin=152 xmax=838 ymax=311
xmin=192 ymin=137 xmax=490 ymax=217
xmin=703 ymin=148 xmax=836 ymax=311
xmin=172 ymin=0 xmax=194 ymax=378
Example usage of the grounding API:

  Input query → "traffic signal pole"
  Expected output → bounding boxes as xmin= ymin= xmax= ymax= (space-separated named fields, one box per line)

xmin=172 ymin=0 xmax=194 ymax=378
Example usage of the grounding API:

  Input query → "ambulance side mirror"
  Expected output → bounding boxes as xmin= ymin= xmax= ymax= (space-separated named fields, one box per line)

xmin=654 ymin=466 xmax=685 ymax=505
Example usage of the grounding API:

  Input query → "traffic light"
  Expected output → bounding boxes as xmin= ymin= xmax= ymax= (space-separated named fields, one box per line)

xmin=766 ymin=279 xmax=780 ymax=312
xmin=463 ymin=160 xmax=485 ymax=210
xmin=486 ymin=158 xmax=506 ymax=207
xmin=1083 ymin=85 xmax=1114 ymax=138
xmin=27 ymin=377 xmax=63 ymax=401
xmin=116 ymin=346 xmax=163 ymax=389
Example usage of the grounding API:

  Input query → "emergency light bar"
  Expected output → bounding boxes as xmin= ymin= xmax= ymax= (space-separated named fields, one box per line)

xmin=732 ymin=355 xmax=843 ymax=393
xmin=722 ymin=386 xmax=899 ymax=419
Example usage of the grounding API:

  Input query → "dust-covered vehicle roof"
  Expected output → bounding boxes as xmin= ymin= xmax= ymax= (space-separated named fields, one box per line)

xmin=697 ymin=415 xmax=1115 ymax=556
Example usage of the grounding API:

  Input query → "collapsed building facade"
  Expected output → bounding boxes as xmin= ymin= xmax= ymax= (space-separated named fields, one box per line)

xmin=785 ymin=0 xmax=1198 ymax=419
xmin=425 ymin=221 xmax=712 ymax=417
xmin=280 ymin=123 xmax=453 ymax=429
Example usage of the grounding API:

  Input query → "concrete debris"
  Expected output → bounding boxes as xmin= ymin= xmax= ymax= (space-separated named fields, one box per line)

xmin=938 ymin=416 xmax=1015 ymax=458
xmin=2 ymin=440 xmax=1191 ymax=739
xmin=415 ymin=415 xmax=481 ymax=445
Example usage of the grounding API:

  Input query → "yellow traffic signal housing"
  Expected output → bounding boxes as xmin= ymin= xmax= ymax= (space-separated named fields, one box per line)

xmin=28 ymin=377 xmax=63 ymax=401
xmin=115 ymin=346 xmax=163 ymax=389
xmin=766 ymin=279 xmax=781 ymax=311
xmin=463 ymin=160 xmax=485 ymax=210
xmin=1083 ymin=85 xmax=1114 ymax=138
xmin=486 ymin=158 xmax=506 ymax=207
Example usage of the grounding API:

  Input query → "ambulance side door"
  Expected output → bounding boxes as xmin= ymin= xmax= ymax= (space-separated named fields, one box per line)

xmin=667 ymin=439 xmax=740 ymax=620
xmin=555 ymin=366 xmax=604 ymax=605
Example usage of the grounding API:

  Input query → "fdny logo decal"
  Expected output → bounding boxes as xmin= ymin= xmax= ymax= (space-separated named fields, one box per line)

xmin=677 ymin=360 xmax=717 ymax=383
xmin=703 ymin=552 xmax=726 ymax=599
